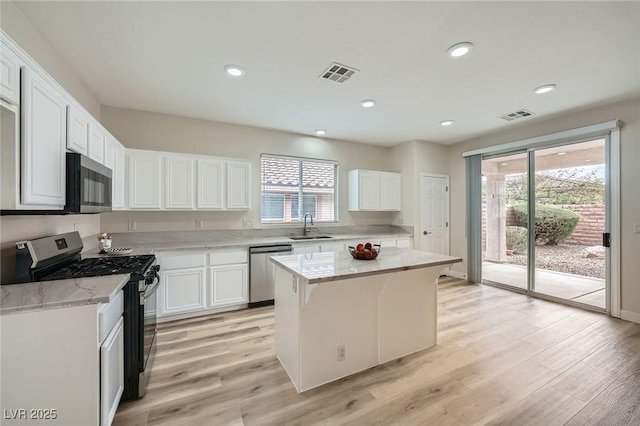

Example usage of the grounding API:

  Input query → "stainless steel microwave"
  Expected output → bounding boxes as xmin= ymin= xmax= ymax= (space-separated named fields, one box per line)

xmin=65 ymin=153 xmax=112 ymax=213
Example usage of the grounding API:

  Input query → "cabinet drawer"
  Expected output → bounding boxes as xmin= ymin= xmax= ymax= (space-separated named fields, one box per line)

xmin=98 ymin=289 xmax=124 ymax=343
xmin=209 ymin=250 xmax=248 ymax=266
xmin=160 ymin=253 xmax=206 ymax=269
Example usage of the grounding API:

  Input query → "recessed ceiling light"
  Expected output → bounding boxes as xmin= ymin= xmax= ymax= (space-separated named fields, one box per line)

xmin=534 ymin=84 xmax=557 ymax=94
xmin=360 ymin=99 xmax=376 ymax=108
xmin=585 ymin=159 xmax=592 ymax=162
xmin=315 ymin=129 xmax=327 ymax=136
xmin=557 ymin=152 xmax=566 ymax=156
xmin=440 ymin=120 xmax=454 ymax=126
xmin=224 ymin=64 xmax=245 ymax=77
xmin=447 ymin=42 xmax=473 ymax=58
xmin=500 ymin=163 xmax=509 ymax=166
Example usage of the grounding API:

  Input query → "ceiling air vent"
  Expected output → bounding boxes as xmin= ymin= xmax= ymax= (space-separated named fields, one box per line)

xmin=320 ymin=62 xmax=359 ymax=83
xmin=499 ymin=109 xmax=535 ymax=121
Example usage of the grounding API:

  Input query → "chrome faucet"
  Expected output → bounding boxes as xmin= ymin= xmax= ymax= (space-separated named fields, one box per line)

xmin=303 ymin=212 xmax=314 ymax=236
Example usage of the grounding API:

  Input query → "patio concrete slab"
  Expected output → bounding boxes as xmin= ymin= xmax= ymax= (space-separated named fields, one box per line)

xmin=482 ymin=262 xmax=605 ymax=309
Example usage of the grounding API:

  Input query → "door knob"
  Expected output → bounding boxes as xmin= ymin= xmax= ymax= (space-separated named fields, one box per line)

xmin=423 ymin=231 xmax=432 ymax=235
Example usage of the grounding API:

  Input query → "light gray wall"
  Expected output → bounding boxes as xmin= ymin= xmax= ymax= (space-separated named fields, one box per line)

xmin=390 ymin=140 xmax=449 ymax=250
xmin=447 ymin=97 xmax=640 ymax=318
xmin=100 ymin=106 xmax=399 ymax=233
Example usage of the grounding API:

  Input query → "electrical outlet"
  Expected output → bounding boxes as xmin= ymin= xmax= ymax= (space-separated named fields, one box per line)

xmin=196 ymin=220 xmax=203 ymax=229
xmin=337 ymin=345 xmax=346 ymax=361
xmin=128 ymin=221 xmax=136 ymax=231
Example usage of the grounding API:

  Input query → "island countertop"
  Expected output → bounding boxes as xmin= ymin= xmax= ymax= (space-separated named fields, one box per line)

xmin=270 ymin=248 xmax=462 ymax=284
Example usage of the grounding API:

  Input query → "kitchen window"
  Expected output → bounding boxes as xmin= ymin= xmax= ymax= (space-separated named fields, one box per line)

xmin=260 ymin=154 xmax=338 ymax=223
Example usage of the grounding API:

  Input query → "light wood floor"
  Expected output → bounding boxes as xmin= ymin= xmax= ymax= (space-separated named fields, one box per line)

xmin=113 ymin=277 xmax=640 ymax=425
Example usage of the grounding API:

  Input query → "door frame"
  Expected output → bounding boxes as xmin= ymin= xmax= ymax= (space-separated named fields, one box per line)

xmin=419 ymin=173 xmax=450 ymax=255
xmin=464 ymin=120 xmax=621 ymax=317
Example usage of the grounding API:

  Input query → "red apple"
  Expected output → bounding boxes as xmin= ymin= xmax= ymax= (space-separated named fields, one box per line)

xmin=364 ymin=242 xmax=372 ymax=250
xmin=356 ymin=243 xmax=364 ymax=252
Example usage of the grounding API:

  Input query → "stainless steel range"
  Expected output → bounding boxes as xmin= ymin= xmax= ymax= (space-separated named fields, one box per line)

xmin=10 ymin=231 xmax=160 ymax=401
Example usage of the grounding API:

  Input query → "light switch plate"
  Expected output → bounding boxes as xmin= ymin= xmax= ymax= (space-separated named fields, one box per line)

xmin=634 ymin=223 xmax=640 ymax=234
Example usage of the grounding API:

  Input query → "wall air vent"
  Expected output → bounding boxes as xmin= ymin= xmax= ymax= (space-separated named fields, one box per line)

xmin=320 ymin=62 xmax=359 ymax=83
xmin=499 ymin=109 xmax=535 ymax=121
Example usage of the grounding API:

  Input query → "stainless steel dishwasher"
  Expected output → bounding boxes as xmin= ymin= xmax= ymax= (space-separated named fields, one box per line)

xmin=249 ymin=244 xmax=293 ymax=307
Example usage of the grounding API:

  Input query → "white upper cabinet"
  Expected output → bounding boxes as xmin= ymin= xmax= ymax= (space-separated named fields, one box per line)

xmin=104 ymin=134 xmax=116 ymax=170
xmin=128 ymin=150 xmax=162 ymax=209
xmin=88 ymin=121 xmax=106 ymax=164
xmin=112 ymin=142 xmax=126 ymax=210
xmin=379 ymin=172 xmax=401 ymax=211
xmin=0 ymin=38 xmax=22 ymax=105
xmin=20 ymin=67 xmax=67 ymax=207
xmin=126 ymin=150 xmax=250 ymax=211
xmin=226 ymin=160 xmax=251 ymax=210
xmin=66 ymin=104 xmax=89 ymax=156
xmin=349 ymin=169 xmax=401 ymax=211
xmin=197 ymin=158 xmax=224 ymax=209
xmin=164 ymin=156 xmax=195 ymax=209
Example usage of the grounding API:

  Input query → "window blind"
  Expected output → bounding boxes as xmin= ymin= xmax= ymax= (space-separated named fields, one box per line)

xmin=260 ymin=154 xmax=338 ymax=223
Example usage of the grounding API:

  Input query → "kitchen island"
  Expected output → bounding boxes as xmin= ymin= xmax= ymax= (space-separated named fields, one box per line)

xmin=270 ymin=248 xmax=462 ymax=393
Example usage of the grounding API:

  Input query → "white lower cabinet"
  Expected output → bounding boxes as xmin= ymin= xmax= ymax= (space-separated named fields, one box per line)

xmin=159 ymin=267 xmax=207 ymax=315
xmin=208 ymin=264 xmax=248 ymax=307
xmin=157 ymin=250 xmax=248 ymax=320
xmin=101 ymin=316 xmax=124 ymax=426
xmin=0 ymin=293 xmax=124 ymax=426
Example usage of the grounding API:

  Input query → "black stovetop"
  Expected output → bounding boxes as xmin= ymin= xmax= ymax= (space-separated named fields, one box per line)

xmin=41 ymin=254 xmax=156 ymax=281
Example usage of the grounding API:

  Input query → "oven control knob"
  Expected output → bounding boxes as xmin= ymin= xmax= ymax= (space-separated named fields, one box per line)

xmin=145 ymin=276 xmax=155 ymax=285
xmin=153 ymin=265 xmax=161 ymax=272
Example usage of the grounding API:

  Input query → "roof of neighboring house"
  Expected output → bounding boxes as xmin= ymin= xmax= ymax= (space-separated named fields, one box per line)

xmin=261 ymin=157 xmax=335 ymax=188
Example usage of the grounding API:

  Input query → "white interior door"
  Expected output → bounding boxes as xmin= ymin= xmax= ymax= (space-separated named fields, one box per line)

xmin=420 ymin=174 xmax=449 ymax=254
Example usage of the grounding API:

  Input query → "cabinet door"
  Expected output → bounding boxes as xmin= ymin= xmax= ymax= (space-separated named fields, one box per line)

xmin=66 ymin=105 xmax=89 ymax=155
xmin=112 ymin=143 xmax=126 ymax=209
xmin=100 ymin=316 xmax=124 ymax=426
xmin=208 ymin=264 xmax=248 ymax=307
xmin=21 ymin=67 xmax=67 ymax=207
xmin=104 ymin=135 xmax=116 ymax=170
xmin=197 ymin=159 xmax=224 ymax=209
xmin=165 ymin=156 xmax=195 ymax=209
xmin=128 ymin=152 xmax=162 ymax=209
xmin=0 ymin=39 xmax=21 ymax=105
xmin=379 ymin=172 xmax=401 ymax=211
xmin=358 ymin=171 xmax=380 ymax=210
xmin=159 ymin=267 xmax=207 ymax=315
xmin=88 ymin=122 xmax=105 ymax=164
xmin=226 ymin=161 xmax=250 ymax=210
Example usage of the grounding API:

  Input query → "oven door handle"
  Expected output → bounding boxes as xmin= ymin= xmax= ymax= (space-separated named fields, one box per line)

xmin=140 ymin=279 xmax=160 ymax=305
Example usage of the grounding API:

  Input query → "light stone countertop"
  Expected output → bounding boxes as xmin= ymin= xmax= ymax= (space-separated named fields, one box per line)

xmin=270 ymin=248 xmax=462 ymax=284
xmin=0 ymin=274 xmax=130 ymax=315
xmin=87 ymin=229 xmax=413 ymax=255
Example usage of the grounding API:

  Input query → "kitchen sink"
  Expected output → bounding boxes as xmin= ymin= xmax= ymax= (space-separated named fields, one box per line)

xmin=289 ymin=235 xmax=333 ymax=240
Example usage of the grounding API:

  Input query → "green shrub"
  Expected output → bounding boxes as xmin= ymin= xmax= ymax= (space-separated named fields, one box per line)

xmin=512 ymin=203 xmax=580 ymax=245
xmin=506 ymin=226 xmax=528 ymax=252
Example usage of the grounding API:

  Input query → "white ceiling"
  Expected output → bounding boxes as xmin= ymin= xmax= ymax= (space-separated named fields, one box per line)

xmin=13 ymin=1 xmax=640 ymax=146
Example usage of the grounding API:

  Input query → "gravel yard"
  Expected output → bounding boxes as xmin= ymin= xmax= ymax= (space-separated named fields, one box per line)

xmin=505 ymin=244 xmax=605 ymax=279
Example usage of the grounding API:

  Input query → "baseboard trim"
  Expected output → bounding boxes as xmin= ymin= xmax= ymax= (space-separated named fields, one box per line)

xmin=446 ymin=269 xmax=467 ymax=280
xmin=621 ymin=310 xmax=640 ymax=324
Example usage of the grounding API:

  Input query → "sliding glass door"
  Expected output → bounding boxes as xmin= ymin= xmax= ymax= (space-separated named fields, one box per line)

xmin=532 ymin=140 xmax=606 ymax=308
xmin=479 ymin=138 xmax=608 ymax=310
xmin=482 ymin=151 xmax=529 ymax=291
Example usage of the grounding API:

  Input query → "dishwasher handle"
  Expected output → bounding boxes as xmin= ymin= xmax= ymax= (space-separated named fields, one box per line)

xmin=249 ymin=245 xmax=293 ymax=254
